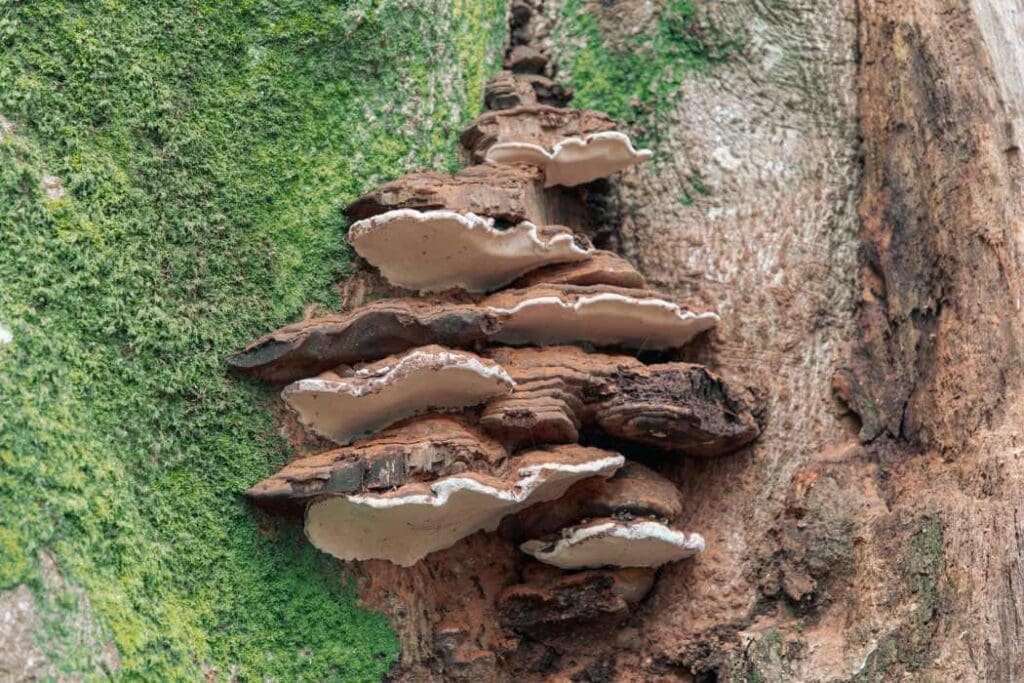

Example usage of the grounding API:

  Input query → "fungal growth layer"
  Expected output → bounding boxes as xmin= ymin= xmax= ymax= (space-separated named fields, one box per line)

xmin=348 ymin=209 xmax=592 ymax=293
xmin=232 ymin=45 xmax=762 ymax=656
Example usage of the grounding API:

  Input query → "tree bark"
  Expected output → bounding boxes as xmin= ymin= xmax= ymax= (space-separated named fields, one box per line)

xmin=366 ymin=0 xmax=1024 ymax=680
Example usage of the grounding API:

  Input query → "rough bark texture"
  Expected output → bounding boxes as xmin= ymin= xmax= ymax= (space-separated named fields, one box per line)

xmin=350 ymin=0 xmax=1023 ymax=681
xmin=496 ymin=565 xmax=655 ymax=629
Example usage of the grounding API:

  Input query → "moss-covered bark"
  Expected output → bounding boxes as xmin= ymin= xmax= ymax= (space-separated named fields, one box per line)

xmin=0 ymin=1 xmax=506 ymax=679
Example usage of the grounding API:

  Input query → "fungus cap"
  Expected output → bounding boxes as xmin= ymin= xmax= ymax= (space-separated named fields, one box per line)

xmin=282 ymin=346 xmax=514 ymax=445
xmin=348 ymin=209 xmax=591 ymax=293
xmin=304 ymin=446 xmax=625 ymax=566
xmin=245 ymin=416 xmax=507 ymax=506
xmin=486 ymin=131 xmax=653 ymax=187
xmin=521 ymin=518 xmax=705 ymax=569
xmin=484 ymin=285 xmax=719 ymax=349
xmin=227 ymin=299 xmax=498 ymax=384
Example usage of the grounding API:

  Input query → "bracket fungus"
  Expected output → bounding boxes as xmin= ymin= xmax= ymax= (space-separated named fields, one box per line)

xmin=509 ymin=250 xmax=646 ymax=290
xmin=228 ymin=285 xmax=717 ymax=385
xmin=497 ymin=564 xmax=655 ymax=628
xmin=521 ymin=519 xmax=705 ymax=569
xmin=482 ymin=285 xmax=719 ymax=351
xmin=461 ymin=106 xmax=652 ymax=187
xmin=509 ymin=463 xmax=701 ymax=570
xmin=504 ymin=462 xmax=684 ymax=541
xmin=345 ymin=164 xmax=552 ymax=225
xmin=480 ymin=346 xmax=762 ymax=455
xmin=231 ymin=54 xmax=764 ymax=645
xmin=487 ymin=133 xmax=654 ymax=188
xmin=347 ymin=209 xmax=592 ymax=293
xmin=226 ymin=299 xmax=499 ymax=384
xmin=484 ymin=71 xmax=572 ymax=110
xmin=304 ymin=445 xmax=625 ymax=566
xmin=281 ymin=346 xmax=514 ymax=445
xmin=246 ymin=416 xmax=507 ymax=508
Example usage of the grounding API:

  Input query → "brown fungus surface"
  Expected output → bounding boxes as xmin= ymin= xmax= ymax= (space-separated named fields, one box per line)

xmin=246 ymin=415 xmax=507 ymax=509
xmin=497 ymin=564 xmax=656 ymax=629
xmin=459 ymin=104 xmax=617 ymax=164
xmin=226 ymin=299 xmax=499 ymax=384
xmin=481 ymin=346 xmax=763 ymax=455
xmin=347 ymin=209 xmax=592 ymax=293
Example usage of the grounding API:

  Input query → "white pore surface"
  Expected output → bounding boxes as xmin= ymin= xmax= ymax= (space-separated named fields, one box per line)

xmin=485 ymin=132 xmax=654 ymax=187
xmin=305 ymin=454 xmax=625 ymax=566
xmin=521 ymin=520 xmax=705 ymax=569
xmin=282 ymin=349 xmax=514 ymax=445
xmin=348 ymin=209 xmax=590 ymax=292
xmin=488 ymin=292 xmax=719 ymax=349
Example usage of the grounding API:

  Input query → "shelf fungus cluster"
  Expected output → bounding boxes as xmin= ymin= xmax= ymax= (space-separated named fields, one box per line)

xmin=232 ymin=64 xmax=763 ymax=633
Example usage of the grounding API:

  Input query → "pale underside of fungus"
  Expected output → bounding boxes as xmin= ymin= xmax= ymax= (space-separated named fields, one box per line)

xmin=485 ymin=132 xmax=654 ymax=187
xmin=282 ymin=346 xmax=514 ymax=445
xmin=347 ymin=209 xmax=592 ymax=293
xmin=520 ymin=518 xmax=705 ymax=569
xmin=228 ymin=286 xmax=717 ymax=384
xmin=304 ymin=446 xmax=625 ymax=566
xmin=483 ymin=285 xmax=719 ymax=349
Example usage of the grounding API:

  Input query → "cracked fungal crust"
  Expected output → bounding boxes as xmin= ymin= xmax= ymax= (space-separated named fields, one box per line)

xmin=304 ymin=445 xmax=624 ymax=566
xmin=344 ymin=164 xmax=551 ymax=225
xmin=497 ymin=564 xmax=655 ymax=628
xmin=246 ymin=415 xmax=508 ymax=507
xmin=460 ymin=104 xmax=617 ymax=163
xmin=281 ymin=346 xmax=514 ymax=445
xmin=481 ymin=346 xmax=763 ymax=455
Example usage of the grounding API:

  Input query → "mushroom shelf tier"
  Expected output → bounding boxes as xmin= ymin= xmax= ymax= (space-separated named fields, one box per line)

xmin=246 ymin=415 xmax=508 ymax=508
xmin=347 ymin=208 xmax=592 ymax=293
xmin=233 ymin=68 xmax=763 ymax=631
xmin=520 ymin=518 xmax=705 ymax=570
xmin=303 ymin=445 xmax=625 ymax=566
xmin=481 ymin=346 xmax=762 ymax=455
xmin=228 ymin=284 xmax=718 ymax=384
xmin=460 ymin=105 xmax=653 ymax=187
xmin=281 ymin=346 xmax=514 ymax=445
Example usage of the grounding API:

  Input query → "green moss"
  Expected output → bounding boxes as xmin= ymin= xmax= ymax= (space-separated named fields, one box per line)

xmin=552 ymin=0 xmax=740 ymax=148
xmin=0 ymin=0 xmax=505 ymax=679
xmin=851 ymin=516 xmax=945 ymax=681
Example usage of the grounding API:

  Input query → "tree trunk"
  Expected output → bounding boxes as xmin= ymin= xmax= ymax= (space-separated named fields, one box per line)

xmin=365 ymin=0 xmax=1024 ymax=680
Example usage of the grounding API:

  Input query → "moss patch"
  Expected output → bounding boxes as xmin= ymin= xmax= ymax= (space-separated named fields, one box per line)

xmin=552 ymin=0 xmax=740 ymax=148
xmin=0 ymin=0 xmax=505 ymax=679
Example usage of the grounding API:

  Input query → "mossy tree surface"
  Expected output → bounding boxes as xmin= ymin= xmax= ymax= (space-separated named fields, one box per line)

xmin=0 ymin=0 xmax=506 ymax=679
xmin=551 ymin=0 xmax=738 ymax=151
